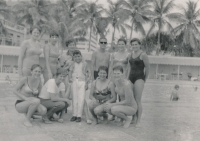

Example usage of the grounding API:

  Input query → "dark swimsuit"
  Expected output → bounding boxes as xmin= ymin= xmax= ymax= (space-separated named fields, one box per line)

xmin=129 ymin=52 xmax=145 ymax=84
xmin=94 ymin=79 xmax=111 ymax=104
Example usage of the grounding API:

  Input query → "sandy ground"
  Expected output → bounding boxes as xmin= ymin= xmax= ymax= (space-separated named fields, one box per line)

xmin=0 ymin=82 xmax=200 ymax=141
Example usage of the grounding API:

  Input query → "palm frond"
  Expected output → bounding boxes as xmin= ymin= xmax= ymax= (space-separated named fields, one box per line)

xmin=163 ymin=0 xmax=174 ymax=14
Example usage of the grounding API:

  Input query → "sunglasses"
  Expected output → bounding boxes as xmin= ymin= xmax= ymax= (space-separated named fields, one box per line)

xmin=100 ymin=42 xmax=107 ymax=44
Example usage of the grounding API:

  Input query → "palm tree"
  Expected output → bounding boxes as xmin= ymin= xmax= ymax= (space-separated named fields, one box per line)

xmin=77 ymin=0 xmax=104 ymax=51
xmin=167 ymin=1 xmax=200 ymax=49
xmin=13 ymin=0 xmax=51 ymax=26
xmin=123 ymin=0 xmax=153 ymax=40
xmin=105 ymin=0 xmax=130 ymax=42
xmin=44 ymin=0 xmax=85 ymax=47
xmin=147 ymin=0 xmax=175 ymax=54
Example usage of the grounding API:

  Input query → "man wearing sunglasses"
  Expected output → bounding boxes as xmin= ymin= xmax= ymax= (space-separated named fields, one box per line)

xmin=91 ymin=37 xmax=110 ymax=80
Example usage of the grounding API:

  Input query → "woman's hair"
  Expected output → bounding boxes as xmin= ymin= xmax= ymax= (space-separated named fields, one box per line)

xmin=98 ymin=66 xmax=108 ymax=74
xmin=30 ymin=25 xmax=41 ymax=34
xmin=49 ymin=31 xmax=59 ymax=38
xmin=174 ymin=84 xmax=179 ymax=89
xmin=31 ymin=64 xmax=42 ymax=71
xmin=113 ymin=65 xmax=123 ymax=73
xmin=118 ymin=38 xmax=126 ymax=45
xmin=130 ymin=38 xmax=141 ymax=45
xmin=66 ymin=39 xmax=76 ymax=47
xmin=73 ymin=50 xmax=82 ymax=56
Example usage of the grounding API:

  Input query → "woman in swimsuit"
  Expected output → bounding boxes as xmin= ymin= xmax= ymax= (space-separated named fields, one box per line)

xmin=43 ymin=31 xmax=62 ymax=83
xmin=18 ymin=26 xmax=43 ymax=77
xmin=127 ymin=38 xmax=150 ymax=126
xmin=13 ymin=64 xmax=47 ymax=127
xmin=109 ymin=38 xmax=129 ymax=80
xmin=89 ymin=66 xmax=116 ymax=125
xmin=104 ymin=65 xmax=137 ymax=128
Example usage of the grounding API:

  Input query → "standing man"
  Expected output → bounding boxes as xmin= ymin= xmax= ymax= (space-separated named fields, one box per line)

xmin=91 ymin=37 xmax=110 ymax=80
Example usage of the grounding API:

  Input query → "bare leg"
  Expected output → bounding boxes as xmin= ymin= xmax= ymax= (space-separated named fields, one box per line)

xmin=111 ymin=105 xmax=136 ymax=128
xmin=88 ymin=101 xmax=99 ymax=125
xmin=16 ymin=99 xmax=40 ymax=127
xmin=133 ymin=79 xmax=144 ymax=125
xmin=94 ymin=104 xmax=108 ymax=124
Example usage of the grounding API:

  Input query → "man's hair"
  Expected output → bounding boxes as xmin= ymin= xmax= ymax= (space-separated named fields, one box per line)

xmin=118 ymin=38 xmax=126 ymax=45
xmin=66 ymin=39 xmax=76 ymax=47
xmin=98 ymin=66 xmax=108 ymax=74
xmin=130 ymin=38 xmax=141 ymax=45
xmin=113 ymin=65 xmax=123 ymax=73
xmin=73 ymin=49 xmax=82 ymax=56
xmin=49 ymin=31 xmax=59 ymax=38
xmin=99 ymin=37 xmax=107 ymax=43
xmin=30 ymin=25 xmax=41 ymax=34
xmin=55 ymin=68 xmax=67 ymax=77
xmin=31 ymin=64 xmax=42 ymax=71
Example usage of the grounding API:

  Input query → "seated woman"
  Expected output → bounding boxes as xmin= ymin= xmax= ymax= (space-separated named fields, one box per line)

xmin=13 ymin=64 xmax=47 ymax=127
xmin=89 ymin=66 xmax=116 ymax=125
xmin=38 ymin=68 xmax=71 ymax=124
xmin=104 ymin=65 xmax=137 ymax=128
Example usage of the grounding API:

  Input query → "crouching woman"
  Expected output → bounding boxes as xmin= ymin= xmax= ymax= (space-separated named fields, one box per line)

xmin=89 ymin=66 xmax=116 ymax=125
xmin=104 ymin=65 xmax=137 ymax=128
xmin=13 ymin=64 xmax=47 ymax=127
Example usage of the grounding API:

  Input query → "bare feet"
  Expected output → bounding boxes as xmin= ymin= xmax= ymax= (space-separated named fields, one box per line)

xmin=123 ymin=117 xmax=131 ymax=128
xmin=23 ymin=121 xmax=33 ymax=127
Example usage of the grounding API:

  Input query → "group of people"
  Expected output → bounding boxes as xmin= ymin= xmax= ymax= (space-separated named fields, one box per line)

xmin=14 ymin=25 xmax=150 ymax=128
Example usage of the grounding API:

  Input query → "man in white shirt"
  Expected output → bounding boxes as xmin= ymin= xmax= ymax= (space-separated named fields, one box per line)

xmin=39 ymin=69 xmax=71 ymax=123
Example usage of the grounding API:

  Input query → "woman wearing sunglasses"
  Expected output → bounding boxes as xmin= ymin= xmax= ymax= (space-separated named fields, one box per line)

xmin=43 ymin=31 xmax=62 ymax=83
xmin=89 ymin=66 xmax=116 ymax=125
xmin=109 ymin=38 xmax=129 ymax=80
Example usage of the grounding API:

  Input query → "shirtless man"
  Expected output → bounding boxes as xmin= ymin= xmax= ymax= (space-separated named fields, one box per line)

xmin=91 ymin=37 xmax=110 ymax=80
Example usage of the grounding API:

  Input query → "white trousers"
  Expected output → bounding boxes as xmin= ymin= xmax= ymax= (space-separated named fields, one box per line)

xmin=72 ymin=79 xmax=85 ymax=117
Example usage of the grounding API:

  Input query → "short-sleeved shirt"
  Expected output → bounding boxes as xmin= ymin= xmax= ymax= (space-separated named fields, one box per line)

xmin=39 ymin=79 xmax=65 ymax=100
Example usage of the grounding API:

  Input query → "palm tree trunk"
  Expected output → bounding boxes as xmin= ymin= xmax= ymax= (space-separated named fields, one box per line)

xmin=112 ymin=26 xmax=116 ymax=42
xmin=129 ymin=22 xmax=134 ymax=40
xmin=88 ymin=25 xmax=92 ymax=52
xmin=157 ymin=28 xmax=161 ymax=55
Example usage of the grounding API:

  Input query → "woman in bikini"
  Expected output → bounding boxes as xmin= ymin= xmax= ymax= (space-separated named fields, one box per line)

xmin=127 ymin=38 xmax=150 ymax=126
xmin=43 ymin=31 xmax=62 ymax=83
xmin=89 ymin=66 xmax=116 ymax=125
xmin=109 ymin=38 xmax=129 ymax=80
xmin=104 ymin=65 xmax=137 ymax=128
xmin=18 ymin=26 xmax=43 ymax=77
xmin=13 ymin=64 xmax=47 ymax=127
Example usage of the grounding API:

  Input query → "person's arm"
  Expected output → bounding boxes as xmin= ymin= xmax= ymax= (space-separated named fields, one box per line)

xmin=106 ymin=82 xmax=117 ymax=103
xmin=44 ymin=45 xmax=52 ymax=79
xmin=126 ymin=54 xmax=131 ymax=79
xmin=89 ymin=81 xmax=96 ymax=100
xmin=13 ymin=77 xmax=29 ymax=100
xmin=108 ymin=53 xmax=114 ymax=80
xmin=142 ymin=53 xmax=150 ymax=82
xmin=18 ymin=41 xmax=27 ymax=77
xmin=111 ymin=82 xmax=133 ymax=106
xmin=68 ymin=63 xmax=74 ymax=83
xmin=91 ymin=52 xmax=96 ymax=81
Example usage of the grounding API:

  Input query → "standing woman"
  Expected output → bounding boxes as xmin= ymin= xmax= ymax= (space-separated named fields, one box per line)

xmin=128 ymin=38 xmax=150 ymax=126
xmin=43 ymin=31 xmax=61 ymax=83
xmin=18 ymin=26 xmax=43 ymax=77
xmin=13 ymin=64 xmax=47 ymax=127
xmin=109 ymin=38 xmax=129 ymax=80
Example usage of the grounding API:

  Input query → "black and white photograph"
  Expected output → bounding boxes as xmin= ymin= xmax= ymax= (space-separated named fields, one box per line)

xmin=0 ymin=0 xmax=199 ymax=140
